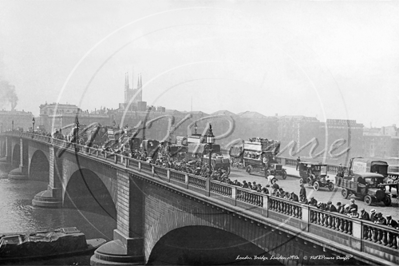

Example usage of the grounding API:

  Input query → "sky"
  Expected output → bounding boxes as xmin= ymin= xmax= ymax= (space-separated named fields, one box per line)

xmin=0 ymin=0 xmax=398 ymax=127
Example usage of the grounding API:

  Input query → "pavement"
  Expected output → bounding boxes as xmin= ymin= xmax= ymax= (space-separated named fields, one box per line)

xmin=228 ymin=165 xmax=399 ymax=220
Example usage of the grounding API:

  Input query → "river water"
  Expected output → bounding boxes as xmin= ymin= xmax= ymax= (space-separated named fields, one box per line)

xmin=0 ymin=169 xmax=116 ymax=265
xmin=0 ymin=169 xmax=281 ymax=266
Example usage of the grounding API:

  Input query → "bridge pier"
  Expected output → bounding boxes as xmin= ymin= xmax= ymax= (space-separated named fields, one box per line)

xmin=0 ymin=136 xmax=11 ymax=173
xmin=32 ymin=146 xmax=62 ymax=207
xmin=8 ymin=138 xmax=28 ymax=179
xmin=91 ymin=171 xmax=144 ymax=266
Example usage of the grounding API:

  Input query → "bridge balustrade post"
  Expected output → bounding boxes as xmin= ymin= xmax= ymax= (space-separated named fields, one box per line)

xmin=167 ymin=169 xmax=170 ymax=181
xmin=125 ymin=156 xmax=129 ymax=167
xmin=301 ymin=204 xmax=310 ymax=232
xmin=185 ymin=174 xmax=188 ymax=188
xmin=138 ymin=161 xmax=142 ymax=171
xmin=262 ymin=195 xmax=269 ymax=217
xmin=205 ymin=178 xmax=210 ymax=196
xmin=352 ymin=219 xmax=363 ymax=252
xmin=152 ymin=165 xmax=155 ymax=176
xmin=232 ymin=186 xmax=237 ymax=205
xmin=114 ymin=154 xmax=118 ymax=164
xmin=91 ymin=171 xmax=144 ymax=265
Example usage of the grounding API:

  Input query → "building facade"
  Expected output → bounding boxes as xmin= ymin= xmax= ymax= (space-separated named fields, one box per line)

xmin=0 ymin=110 xmax=34 ymax=132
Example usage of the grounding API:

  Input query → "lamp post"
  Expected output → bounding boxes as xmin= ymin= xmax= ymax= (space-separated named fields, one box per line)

xmin=206 ymin=124 xmax=215 ymax=176
xmin=32 ymin=117 xmax=35 ymax=133
xmin=74 ymin=114 xmax=80 ymax=143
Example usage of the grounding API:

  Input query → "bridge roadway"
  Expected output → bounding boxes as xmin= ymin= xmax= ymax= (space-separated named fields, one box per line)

xmin=228 ymin=167 xmax=399 ymax=219
xmin=0 ymin=132 xmax=398 ymax=266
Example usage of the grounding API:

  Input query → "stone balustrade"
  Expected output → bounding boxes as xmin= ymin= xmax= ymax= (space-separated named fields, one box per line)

xmin=210 ymin=181 xmax=232 ymax=196
xmin=236 ymin=188 xmax=263 ymax=207
xmin=187 ymin=174 xmax=207 ymax=189
xmin=310 ymin=208 xmax=353 ymax=235
xmin=269 ymin=197 xmax=302 ymax=219
xmin=1 ymin=132 xmax=398 ymax=264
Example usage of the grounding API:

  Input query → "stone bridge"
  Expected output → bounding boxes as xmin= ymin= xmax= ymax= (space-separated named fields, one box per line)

xmin=0 ymin=132 xmax=397 ymax=266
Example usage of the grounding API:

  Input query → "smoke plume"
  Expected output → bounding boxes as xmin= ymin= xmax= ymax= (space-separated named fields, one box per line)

xmin=0 ymin=80 xmax=18 ymax=110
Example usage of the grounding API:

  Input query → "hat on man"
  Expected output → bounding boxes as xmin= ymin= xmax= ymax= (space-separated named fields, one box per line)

xmin=336 ymin=202 xmax=342 ymax=206
xmin=327 ymin=201 xmax=332 ymax=205
xmin=344 ymin=204 xmax=350 ymax=209
xmin=386 ymin=215 xmax=392 ymax=218
xmin=317 ymin=202 xmax=322 ymax=207
xmin=370 ymin=209 xmax=376 ymax=213
xmin=350 ymin=198 xmax=355 ymax=203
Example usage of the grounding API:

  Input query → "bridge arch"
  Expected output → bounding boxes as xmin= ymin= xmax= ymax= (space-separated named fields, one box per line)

xmin=11 ymin=144 xmax=20 ymax=168
xmin=29 ymin=150 xmax=49 ymax=181
xmin=64 ymin=168 xmax=116 ymax=220
xmin=147 ymin=225 xmax=275 ymax=265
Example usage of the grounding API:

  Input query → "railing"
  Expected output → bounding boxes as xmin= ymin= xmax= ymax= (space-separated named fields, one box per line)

xmin=140 ymin=162 xmax=152 ymax=173
xmin=187 ymin=174 xmax=207 ymax=189
xmin=2 ymin=132 xmax=398 ymax=263
xmin=169 ymin=169 xmax=185 ymax=183
xmin=269 ymin=197 xmax=302 ymax=219
xmin=210 ymin=181 xmax=232 ymax=196
xmin=127 ymin=158 xmax=139 ymax=168
xmin=362 ymin=221 xmax=398 ymax=249
xmin=310 ymin=209 xmax=353 ymax=235
xmin=153 ymin=165 xmax=168 ymax=177
xmin=236 ymin=188 xmax=263 ymax=207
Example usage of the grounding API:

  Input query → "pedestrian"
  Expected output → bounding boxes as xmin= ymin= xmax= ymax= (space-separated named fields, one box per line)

xmin=370 ymin=209 xmax=377 ymax=222
xmin=317 ymin=202 xmax=326 ymax=210
xmin=296 ymin=156 xmax=301 ymax=170
xmin=272 ymin=179 xmax=279 ymax=190
xmin=336 ymin=164 xmax=343 ymax=186
xmin=348 ymin=208 xmax=359 ymax=218
xmin=308 ymin=197 xmax=317 ymax=207
xmin=299 ymin=183 xmax=307 ymax=203
xmin=336 ymin=202 xmax=344 ymax=214
xmin=326 ymin=201 xmax=337 ymax=212
xmin=359 ymin=208 xmax=370 ymax=220
xmin=386 ymin=215 xmax=398 ymax=228
xmin=278 ymin=188 xmax=285 ymax=198
xmin=267 ymin=174 xmax=276 ymax=184
xmin=343 ymin=204 xmax=351 ymax=214
xmin=375 ymin=213 xmax=387 ymax=225
xmin=284 ymin=191 xmax=291 ymax=199
xmin=349 ymin=198 xmax=358 ymax=213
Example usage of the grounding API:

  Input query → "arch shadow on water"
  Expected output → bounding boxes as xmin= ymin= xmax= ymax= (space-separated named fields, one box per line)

xmin=12 ymin=144 xmax=20 ymax=168
xmin=64 ymin=169 xmax=116 ymax=220
xmin=29 ymin=150 xmax=49 ymax=182
xmin=148 ymin=226 xmax=281 ymax=266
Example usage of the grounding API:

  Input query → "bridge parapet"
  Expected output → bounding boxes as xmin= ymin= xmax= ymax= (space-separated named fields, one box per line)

xmin=310 ymin=208 xmax=354 ymax=235
xmin=1 ymin=132 xmax=398 ymax=265
xmin=269 ymin=197 xmax=302 ymax=219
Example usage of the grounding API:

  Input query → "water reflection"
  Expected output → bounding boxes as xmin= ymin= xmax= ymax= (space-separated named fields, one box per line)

xmin=0 ymin=169 xmax=115 ymax=265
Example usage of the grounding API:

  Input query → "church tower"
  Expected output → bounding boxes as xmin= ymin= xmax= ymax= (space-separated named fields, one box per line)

xmin=123 ymin=71 xmax=142 ymax=105
xmin=124 ymin=72 xmax=130 ymax=104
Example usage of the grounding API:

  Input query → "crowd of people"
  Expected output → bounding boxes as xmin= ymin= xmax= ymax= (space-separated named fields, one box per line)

xmin=16 ymin=129 xmax=399 ymax=228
